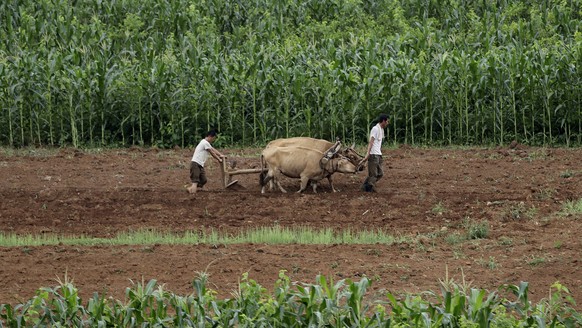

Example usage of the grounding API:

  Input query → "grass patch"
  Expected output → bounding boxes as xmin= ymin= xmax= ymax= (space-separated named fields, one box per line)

xmin=444 ymin=232 xmax=466 ymax=245
xmin=526 ymin=148 xmax=549 ymax=161
xmin=498 ymin=236 xmax=513 ymax=246
xmin=0 ymin=226 xmax=405 ymax=247
xmin=0 ymin=147 xmax=110 ymax=158
xmin=463 ymin=218 xmax=490 ymax=239
xmin=476 ymin=256 xmax=498 ymax=270
xmin=505 ymin=202 xmax=538 ymax=220
xmin=561 ymin=198 xmax=582 ymax=216
xmin=526 ymin=256 xmax=547 ymax=267
xmin=535 ymin=188 xmax=556 ymax=201
xmin=0 ymin=147 xmax=59 ymax=157
xmin=559 ymin=170 xmax=576 ymax=178
xmin=431 ymin=201 xmax=447 ymax=215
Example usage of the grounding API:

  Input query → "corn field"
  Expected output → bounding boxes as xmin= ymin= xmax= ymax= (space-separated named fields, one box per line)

xmin=1 ymin=272 xmax=581 ymax=327
xmin=0 ymin=0 xmax=580 ymax=148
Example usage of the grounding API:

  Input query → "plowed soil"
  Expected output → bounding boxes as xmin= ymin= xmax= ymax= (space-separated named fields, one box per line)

xmin=1 ymin=145 xmax=581 ymax=308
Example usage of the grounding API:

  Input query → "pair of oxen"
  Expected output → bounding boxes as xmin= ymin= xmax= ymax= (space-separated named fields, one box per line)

xmin=259 ymin=137 xmax=365 ymax=193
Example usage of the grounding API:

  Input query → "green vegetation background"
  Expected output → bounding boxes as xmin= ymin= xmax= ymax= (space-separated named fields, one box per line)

xmin=1 ymin=0 xmax=580 ymax=148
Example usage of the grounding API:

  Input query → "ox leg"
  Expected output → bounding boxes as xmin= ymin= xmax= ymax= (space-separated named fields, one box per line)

xmin=297 ymin=176 xmax=310 ymax=193
xmin=311 ymin=181 xmax=318 ymax=193
xmin=327 ymin=176 xmax=337 ymax=192
xmin=261 ymin=170 xmax=274 ymax=194
xmin=273 ymin=171 xmax=287 ymax=193
xmin=269 ymin=179 xmax=276 ymax=191
xmin=275 ymin=180 xmax=287 ymax=193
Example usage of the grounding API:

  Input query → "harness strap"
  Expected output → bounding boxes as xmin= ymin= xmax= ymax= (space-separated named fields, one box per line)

xmin=320 ymin=156 xmax=340 ymax=176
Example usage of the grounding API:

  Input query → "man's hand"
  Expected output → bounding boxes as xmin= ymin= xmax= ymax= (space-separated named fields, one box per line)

xmin=212 ymin=149 xmax=225 ymax=162
xmin=358 ymin=158 xmax=367 ymax=167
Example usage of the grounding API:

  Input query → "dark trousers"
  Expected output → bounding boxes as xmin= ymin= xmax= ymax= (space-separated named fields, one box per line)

xmin=190 ymin=161 xmax=207 ymax=187
xmin=363 ymin=155 xmax=383 ymax=191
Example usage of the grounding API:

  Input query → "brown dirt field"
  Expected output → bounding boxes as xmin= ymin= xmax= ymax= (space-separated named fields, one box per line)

xmin=0 ymin=145 xmax=581 ymax=309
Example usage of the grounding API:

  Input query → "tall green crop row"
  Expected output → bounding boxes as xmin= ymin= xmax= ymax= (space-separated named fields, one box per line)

xmin=0 ymin=0 xmax=580 ymax=147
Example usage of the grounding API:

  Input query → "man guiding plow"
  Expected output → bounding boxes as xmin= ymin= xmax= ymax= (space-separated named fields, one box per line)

xmin=187 ymin=130 xmax=226 ymax=194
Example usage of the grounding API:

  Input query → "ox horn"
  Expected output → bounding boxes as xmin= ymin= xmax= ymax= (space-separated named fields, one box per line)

xmin=324 ymin=139 xmax=341 ymax=157
xmin=321 ymin=139 xmax=341 ymax=166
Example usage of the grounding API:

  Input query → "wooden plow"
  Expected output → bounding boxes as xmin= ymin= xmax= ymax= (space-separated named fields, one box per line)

xmin=219 ymin=157 xmax=264 ymax=189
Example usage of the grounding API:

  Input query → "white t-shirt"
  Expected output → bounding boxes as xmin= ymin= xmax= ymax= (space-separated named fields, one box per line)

xmin=191 ymin=139 xmax=213 ymax=166
xmin=369 ymin=123 xmax=384 ymax=155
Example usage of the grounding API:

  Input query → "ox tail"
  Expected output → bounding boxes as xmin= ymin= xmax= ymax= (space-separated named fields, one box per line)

xmin=259 ymin=154 xmax=267 ymax=186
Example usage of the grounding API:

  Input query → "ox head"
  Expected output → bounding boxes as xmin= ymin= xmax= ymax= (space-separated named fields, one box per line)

xmin=339 ymin=143 xmax=365 ymax=171
xmin=332 ymin=155 xmax=358 ymax=174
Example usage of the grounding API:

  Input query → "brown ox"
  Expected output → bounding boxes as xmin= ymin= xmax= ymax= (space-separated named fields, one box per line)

xmin=259 ymin=145 xmax=357 ymax=193
xmin=265 ymin=137 xmax=364 ymax=191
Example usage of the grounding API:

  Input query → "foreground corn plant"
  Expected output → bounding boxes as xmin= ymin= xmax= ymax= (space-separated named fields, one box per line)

xmin=1 ymin=271 xmax=580 ymax=327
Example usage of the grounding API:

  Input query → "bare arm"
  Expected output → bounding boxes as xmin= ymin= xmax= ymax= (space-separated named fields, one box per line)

xmin=366 ymin=136 xmax=375 ymax=156
xmin=209 ymin=147 xmax=225 ymax=162
xmin=360 ymin=136 xmax=375 ymax=165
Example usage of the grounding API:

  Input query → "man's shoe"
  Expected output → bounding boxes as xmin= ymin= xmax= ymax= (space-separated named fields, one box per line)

xmin=362 ymin=183 xmax=374 ymax=192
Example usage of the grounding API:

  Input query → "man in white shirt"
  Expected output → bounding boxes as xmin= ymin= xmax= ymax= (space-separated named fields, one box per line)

xmin=360 ymin=114 xmax=389 ymax=192
xmin=187 ymin=130 xmax=226 ymax=194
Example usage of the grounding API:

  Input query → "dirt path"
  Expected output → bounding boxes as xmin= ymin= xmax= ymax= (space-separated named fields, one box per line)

xmin=1 ymin=145 xmax=581 ymax=308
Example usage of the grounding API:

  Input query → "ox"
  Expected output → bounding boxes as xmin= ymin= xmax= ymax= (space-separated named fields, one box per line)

xmin=266 ymin=137 xmax=364 ymax=168
xmin=265 ymin=137 xmax=365 ymax=191
xmin=259 ymin=144 xmax=357 ymax=193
